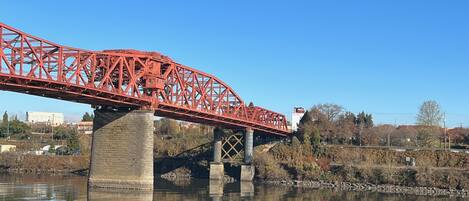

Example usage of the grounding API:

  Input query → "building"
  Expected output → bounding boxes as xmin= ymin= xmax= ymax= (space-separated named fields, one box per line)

xmin=26 ymin=112 xmax=64 ymax=126
xmin=77 ymin=121 xmax=93 ymax=135
xmin=0 ymin=145 xmax=16 ymax=153
xmin=292 ymin=107 xmax=306 ymax=132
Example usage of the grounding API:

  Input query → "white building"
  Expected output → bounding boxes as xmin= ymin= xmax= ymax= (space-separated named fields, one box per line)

xmin=292 ymin=107 xmax=306 ymax=132
xmin=0 ymin=145 xmax=16 ymax=153
xmin=26 ymin=112 xmax=64 ymax=126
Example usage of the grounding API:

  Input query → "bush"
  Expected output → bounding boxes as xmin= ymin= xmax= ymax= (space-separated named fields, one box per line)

xmin=253 ymin=152 xmax=289 ymax=180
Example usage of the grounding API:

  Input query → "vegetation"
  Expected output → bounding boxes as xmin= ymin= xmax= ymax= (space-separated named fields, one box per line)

xmin=154 ymin=118 xmax=212 ymax=157
xmin=81 ymin=112 xmax=94 ymax=122
xmin=296 ymin=103 xmax=374 ymax=145
xmin=0 ymin=153 xmax=88 ymax=173
xmin=0 ymin=112 xmax=30 ymax=138
xmin=416 ymin=100 xmax=444 ymax=127
xmin=292 ymin=101 xmax=469 ymax=149
xmin=0 ymin=100 xmax=468 ymax=190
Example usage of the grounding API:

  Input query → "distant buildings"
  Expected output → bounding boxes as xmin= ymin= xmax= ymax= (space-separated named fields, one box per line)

xmin=77 ymin=121 xmax=93 ymax=135
xmin=26 ymin=112 xmax=64 ymax=126
xmin=292 ymin=107 xmax=306 ymax=132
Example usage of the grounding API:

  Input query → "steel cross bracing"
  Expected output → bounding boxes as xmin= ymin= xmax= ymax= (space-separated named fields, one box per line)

xmin=0 ymin=22 xmax=290 ymax=136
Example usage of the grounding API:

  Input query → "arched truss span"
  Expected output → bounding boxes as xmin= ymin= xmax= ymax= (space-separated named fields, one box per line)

xmin=0 ymin=22 xmax=289 ymax=136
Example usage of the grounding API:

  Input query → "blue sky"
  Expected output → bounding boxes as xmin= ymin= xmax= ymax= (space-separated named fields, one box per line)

xmin=1 ymin=1 xmax=469 ymax=127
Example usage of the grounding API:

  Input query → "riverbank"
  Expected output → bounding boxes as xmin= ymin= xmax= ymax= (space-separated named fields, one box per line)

xmin=0 ymin=153 xmax=88 ymax=173
xmin=1 ymin=136 xmax=468 ymax=198
xmin=1 ymin=154 xmax=468 ymax=198
xmin=264 ymin=180 xmax=469 ymax=198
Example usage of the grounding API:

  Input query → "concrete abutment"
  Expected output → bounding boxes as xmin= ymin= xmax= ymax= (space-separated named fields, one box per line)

xmin=88 ymin=109 xmax=154 ymax=190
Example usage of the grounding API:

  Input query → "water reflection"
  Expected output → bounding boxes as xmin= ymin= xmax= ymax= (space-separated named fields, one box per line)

xmin=88 ymin=188 xmax=153 ymax=201
xmin=0 ymin=174 xmax=466 ymax=201
xmin=209 ymin=179 xmax=223 ymax=199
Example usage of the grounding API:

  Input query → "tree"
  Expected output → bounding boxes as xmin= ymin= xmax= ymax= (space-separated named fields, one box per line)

xmin=416 ymin=100 xmax=443 ymax=127
xmin=156 ymin=118 xmax=180 ymax=136
xmin=296 ymin=110 xmax=312 ymax=142
xmin=311 ymin=104 xmax=344 ymax=122
xmin=416 ymin=127 xmax=439 ymax=148
xmin=335 ymin=112 xmax=356 ymax=144
xmin=308 ymin=104 xmax=344 ymax=143
xmin=9 ymin=119 xmax=30 ymax=135
xmin=2 ymin=111 xmax=8 ymax=128
xmin=370 ymin=124 xmax=396 ymax=146
xmin=67 ymin=132 xmax=80 ymax=153
xmin=356 ymin=111 xmax=373 ymax=128
xmin=299 ymin=111 xmax=311 ymax=126
xmin=54 ymin=125 xmax=77 ymax=140
xmin=82 ymin=112 xmax=94 ymax=122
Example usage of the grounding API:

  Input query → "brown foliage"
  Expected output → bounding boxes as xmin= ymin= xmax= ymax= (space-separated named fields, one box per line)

xmin=0 ymin=153 xmax=88 ymax=172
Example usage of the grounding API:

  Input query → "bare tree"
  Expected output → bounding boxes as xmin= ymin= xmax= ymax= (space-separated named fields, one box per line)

xmin=311 ymin=103 xmax=344 ymax=122
xmin=416 ymin=100 xmax=443 ymax=127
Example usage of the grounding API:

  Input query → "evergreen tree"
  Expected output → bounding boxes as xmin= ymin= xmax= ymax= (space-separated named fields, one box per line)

xmin=82 ymin=112 xmax=94 ymax=122
xmin=356 ymin=111 xmax=373 ymax=128
xmin=2 ymin=111 xmax=8 ymax=128
xmin=297 ymin=110 xmax=314 ymax=142
xmin=299 ymin=110 xmax=311 ymax=126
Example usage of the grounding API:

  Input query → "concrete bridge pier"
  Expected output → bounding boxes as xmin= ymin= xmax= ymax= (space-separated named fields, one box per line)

xmin=209 ymin=127 xmax=224 ymax=180
xmin=240 ymin=128 xmax=255 ymax=181
xmin=88 ymin=108 xmax=154 ymax=190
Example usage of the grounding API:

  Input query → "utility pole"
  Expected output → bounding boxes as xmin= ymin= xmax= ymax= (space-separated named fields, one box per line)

xmin=51 ymin=114 xmax=55 ymax=141
xmin=443 ymin=113 xmax=447 ymax=150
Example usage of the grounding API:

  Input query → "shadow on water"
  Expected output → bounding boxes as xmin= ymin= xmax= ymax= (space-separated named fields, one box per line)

xmin=0 ymin=174 xmax=467 ymax=201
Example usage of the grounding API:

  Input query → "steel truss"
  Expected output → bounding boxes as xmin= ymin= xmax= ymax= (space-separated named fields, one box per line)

xmin=0 ymin=22 xmax=289 ymax=136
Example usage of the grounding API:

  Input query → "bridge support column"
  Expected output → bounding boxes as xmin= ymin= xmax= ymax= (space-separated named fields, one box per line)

xmin=244 ymin=128 xmax=254 ymax=164
xmin=210 ymin=127 xmax=224 ymax=180
xmin=89 ymin=108 xmax=154 ymax=190
xmin=240 ymin=128 xmax=255 ymax=181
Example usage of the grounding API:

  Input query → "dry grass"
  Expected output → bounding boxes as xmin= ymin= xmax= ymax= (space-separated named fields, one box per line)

xmin=0 ymin=153 xmax=89 ymax=173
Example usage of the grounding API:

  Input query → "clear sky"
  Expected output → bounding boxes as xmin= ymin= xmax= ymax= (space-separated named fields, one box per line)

xmin=1 ymin=1 xmax=468 ymax=127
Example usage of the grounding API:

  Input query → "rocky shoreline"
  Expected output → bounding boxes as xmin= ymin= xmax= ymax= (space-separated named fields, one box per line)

xmin=158 ymin=170 xmax=469 ymax=198
xmin=264 ymin=180 xmax=469 ymax=198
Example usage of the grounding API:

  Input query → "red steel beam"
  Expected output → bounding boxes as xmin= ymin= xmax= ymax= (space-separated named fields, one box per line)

xmin=0 ymin=22 xmax=290 ymax=136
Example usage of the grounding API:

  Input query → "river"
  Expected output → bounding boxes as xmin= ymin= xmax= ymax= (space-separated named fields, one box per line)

xmin=0 ymin=174 xmax=465 ymax=201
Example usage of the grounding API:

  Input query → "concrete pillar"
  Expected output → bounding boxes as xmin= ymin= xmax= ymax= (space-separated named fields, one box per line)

xmin=240 ymin=165 xmax=255 ymax=181
xmin=88 ymin=109 xmax=154 ymax=190
xmin=241 ymin=128 xmax=255 ymax=181
xmin=210 ymin=127 xmax=224 ymax=180
xmin=209 ymin=163 xmax=224 ymax=180
xmin=244 ymin=128 xmax=254 ymax=164
xmin=213 ymin=127 xmax=223 ymax=164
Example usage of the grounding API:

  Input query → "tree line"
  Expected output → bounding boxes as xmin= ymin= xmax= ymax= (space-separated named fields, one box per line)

xmin=296 ymin=101 xmax=469 ymax=149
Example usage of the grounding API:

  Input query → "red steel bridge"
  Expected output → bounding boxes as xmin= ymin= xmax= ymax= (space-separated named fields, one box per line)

xmin=0 ymin=22 xmax=289 ymax=136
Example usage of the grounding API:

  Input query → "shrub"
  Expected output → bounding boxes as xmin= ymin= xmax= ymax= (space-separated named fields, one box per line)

xmin=253 ymin=152 xmax=289 ymax=180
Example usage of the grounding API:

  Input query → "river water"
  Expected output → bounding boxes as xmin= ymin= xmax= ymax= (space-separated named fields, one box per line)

xmin=0 ymin=174 xmax=465 ymax=201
